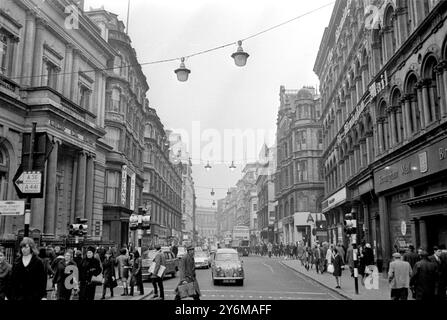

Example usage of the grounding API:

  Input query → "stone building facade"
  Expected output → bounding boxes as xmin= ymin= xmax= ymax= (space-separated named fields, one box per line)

xmin=315 ymin=0 xmax=447 ymax=271
xmin=275 ymin=86 xmax=325 ymax=246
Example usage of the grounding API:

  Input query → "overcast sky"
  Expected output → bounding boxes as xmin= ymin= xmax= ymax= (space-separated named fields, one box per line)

xmin=84 ymin=0 xmax=334 ymax=207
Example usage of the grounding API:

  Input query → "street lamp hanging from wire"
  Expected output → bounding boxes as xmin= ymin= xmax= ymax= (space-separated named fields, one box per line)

xmin=229 ymin=161 xmax=237 ymax=171
xmin=205 ymin=161 xmax=212 ymax=171
xmin=231 ymin=40 xmax=249 ymax=67
xmin=175 ymin=57 xmax=191 ymax=82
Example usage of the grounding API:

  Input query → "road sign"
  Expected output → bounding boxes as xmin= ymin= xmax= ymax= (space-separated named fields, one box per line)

xmin=13 ymin=166 xmax=44 ymax=199
xmin=0 ymin=201 xmax=25 ymax=216
xmin=306 ymin=214 xmax=315 ymax=223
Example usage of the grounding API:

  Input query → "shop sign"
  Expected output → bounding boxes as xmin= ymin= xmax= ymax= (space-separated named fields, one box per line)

xmin=130 ymin=172 xmax=136 ymax=211
xmin=374 ymin=138 xmax=447 ymax=193
xmin=401 ymin=221 xmax=407 ymax=236
xmin=283 ymin=216 xmax=294 ymax=225
xmin=322 ymin=188 xmax=347 ymax=213
xmin=121 ymin=165 xmax=127 ymax=205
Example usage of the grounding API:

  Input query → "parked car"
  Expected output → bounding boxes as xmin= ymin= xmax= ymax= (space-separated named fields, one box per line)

xmin=211 ymin=248 xmax=244 ymax=286
xmin=194 ymin=251 xmax=211 ymax=269
xmin=141 ymin=249 xmax=179 ymax=281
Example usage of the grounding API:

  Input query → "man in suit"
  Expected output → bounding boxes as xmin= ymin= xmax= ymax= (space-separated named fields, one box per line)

xmin=175 ymin=245 xmax=201 ymax=300
xmin=151 ymin=245 xmax=166 ymax=300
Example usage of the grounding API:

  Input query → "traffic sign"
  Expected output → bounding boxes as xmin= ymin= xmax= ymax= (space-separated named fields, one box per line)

xmin=0 ymin=201 xmax=25 ymax=216
xmin=13 ymin=166 xmax=44 ymax=199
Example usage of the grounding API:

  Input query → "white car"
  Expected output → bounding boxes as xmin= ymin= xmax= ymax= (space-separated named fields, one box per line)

xmin=194 ymin=251 xmax=211 ymax=269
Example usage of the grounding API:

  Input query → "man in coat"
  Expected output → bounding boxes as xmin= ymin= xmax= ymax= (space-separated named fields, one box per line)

xmin=151 ymin=245 xmax=166 ymax=300
xmin=403 ymin=245 xmax=420 ymax=269
xmin=437 ymin=245 xmax=447 ymax=300
xmin=388 ymin=252 xmax=412 ymax=300
xmin=175 ymin=245 xmax=200 ymax=300
xmin=410 ymin=250 xmax=438 ymax=300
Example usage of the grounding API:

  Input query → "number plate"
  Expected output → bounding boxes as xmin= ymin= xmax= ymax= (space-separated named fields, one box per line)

xmin=223 ymin=279 xmax=236 ymax=283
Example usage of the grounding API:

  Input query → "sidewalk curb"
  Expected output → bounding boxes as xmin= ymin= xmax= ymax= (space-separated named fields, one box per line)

xmin=279 ymin=260 xmax=352 ymax=300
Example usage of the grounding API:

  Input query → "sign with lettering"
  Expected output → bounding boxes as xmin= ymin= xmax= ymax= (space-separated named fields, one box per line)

xmin=322 ymin=188 xmax=347 ymax=213
xmin=0 ymin=201 xmax=25 ymax=216
xmin=121 ymin=165 xmax=127 ymax=205
xmin=130 ymin=172 xmax=136 ymax=211
xmin=374 ymin=137 xmax=447 ymax=193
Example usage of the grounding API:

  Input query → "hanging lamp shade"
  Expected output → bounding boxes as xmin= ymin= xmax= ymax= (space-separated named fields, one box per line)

xmin=231 ymin=40 xmax=249 ymax=67
xmin=229 ymin=161 xmax=237 ymax=171
xmin=175 ymin=57 xmax=191 ymax=82
xmin=205 ymin=161 xmax=212 ymax=171
xmin=211 ymin=189 xmax=215 ymax=197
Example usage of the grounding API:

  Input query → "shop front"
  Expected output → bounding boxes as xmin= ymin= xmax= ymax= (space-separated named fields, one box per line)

xmin=322 ymin=187 xmax=350 ymax=246
xmin=374 ymin=136 xmax=447 ymax=269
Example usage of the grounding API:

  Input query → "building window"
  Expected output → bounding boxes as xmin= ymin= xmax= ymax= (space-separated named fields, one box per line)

xmin=317 ymin=130 xmax=323 ymax=145
xmin=105 ymin=171 xmax=120 ymax=204
xmin=143 ymin=172 xmax=151 ymax=193
xmin=0 ymin=31 xmax=14 ymax=77
xmin=42 ymin=59 xmax=59 ymax=90
xmin=253 ymin=203 xmax=258 ymax=212
xmin=105 ymin=127 xmax=121 ymax=151
xmin=0 ymin=147 xmax=9 ymax=200
xmin=110 ymin=88 xmax=121 ymax=112
xmin=79 ymin=85 xmax=91 ymax=109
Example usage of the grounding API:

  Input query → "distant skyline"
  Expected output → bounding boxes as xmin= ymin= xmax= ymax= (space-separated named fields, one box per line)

xmin=84 ymin=0 xmax=335 ymax=207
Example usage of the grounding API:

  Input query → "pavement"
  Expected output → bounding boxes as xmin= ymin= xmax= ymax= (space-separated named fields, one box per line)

xmin=278 ymin=257 xmax=397 ymax=300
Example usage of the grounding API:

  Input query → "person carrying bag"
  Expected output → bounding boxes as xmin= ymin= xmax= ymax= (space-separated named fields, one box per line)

xmin=150 ymin=245 xmax=166 ymax=300
xmin=175 ymin=245 xmax=201 ymax=300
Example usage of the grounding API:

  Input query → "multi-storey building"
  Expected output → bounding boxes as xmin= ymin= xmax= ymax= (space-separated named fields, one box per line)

xmin=217 ymin=188 xmax=237 ymax=237
xmin=86 ymin=9 xmax=148 ymax=247
xmin=275 ymin=86 xmax=325 ymax=246
xmin=315 ymin=0 xmax=447 ymax=272
xmin=0 ymin=0 xmax=114 ymax=242
xmin=195 ymin=206 xmax=217 ymax=244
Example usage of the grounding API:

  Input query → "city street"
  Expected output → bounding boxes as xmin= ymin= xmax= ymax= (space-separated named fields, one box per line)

xmin=135 ymin=256 xmax=345 ymax=300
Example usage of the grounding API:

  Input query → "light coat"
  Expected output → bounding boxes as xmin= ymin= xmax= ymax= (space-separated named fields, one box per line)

xmin=388 ymin=259 xmax=412 ymax=289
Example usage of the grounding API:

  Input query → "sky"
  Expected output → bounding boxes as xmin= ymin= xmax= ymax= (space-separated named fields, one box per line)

xmin=84 ymin=0 xmax=335 ymax=207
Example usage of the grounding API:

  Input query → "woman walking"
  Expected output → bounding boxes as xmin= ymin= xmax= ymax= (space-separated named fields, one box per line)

xmin=79 ymin=247 xmax=102 ymax=301
xmin=129 ymin=251 xmax=144 ymax=296
xmin=101 ymin=250 xmax=117 ymax=299
xmin=53 ymin=249 xmax=78 ymax=300
xmin=333 ymin=248 xmax=343 ymax=289
xmin=116 ymin=248 xmax=130 ymax=296
xmin=0 ymin=246 xmax=12 ymax=300
xmin=9 ymin=238 xmax=47 ymax=301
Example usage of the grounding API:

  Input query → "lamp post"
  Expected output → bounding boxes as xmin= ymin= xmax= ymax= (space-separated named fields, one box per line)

xmin=130 ymin=205 xmax=151 ymax=255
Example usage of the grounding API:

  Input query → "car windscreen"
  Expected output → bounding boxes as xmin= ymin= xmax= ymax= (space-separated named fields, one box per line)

xmin=142 ymin=251 xmax=156 ymax=260
xmin=215 ymin=253 xmax=239 ymax=261
xmin=195 ymin=252 xmax=208 ymax=258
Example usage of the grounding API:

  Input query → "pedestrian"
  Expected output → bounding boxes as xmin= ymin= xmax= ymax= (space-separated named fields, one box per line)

xmin=336 ymin=242 xmax=345 ymax=266
xmin=116 ymin=248 xmax=130 ymax=296
xmin=410 ymin=250 xmax=438 ymax=300
xmin=297 ymin=242 xmax=305 ymax=266
xmin=267 ymin=242 xmax=273 ymax=258
xmin=78 ymin=247 xmax=102 ymax=301
xmin=8 ymin=237 xmax=47 ymax=301
xmin=151 ymin=245 xmax=166 ymax=300
xmin=363 ymin=243 xmax=375 ymax=285
xmin=129 ymin=250 xmax=144 ymax=296
xmin=175 ymin=245 xmax=201 ymax=300
xmin=53 ymin=249 xmax=78 ymax=301
xmin=388 ymin=252 xmax=412 ymax=300
xmin=438 ymin=244 xmax=447 ymax=301
xmin=403 ymin=245 xmax=420 ymax=270
xmin=0 ymin=246 xmax=12 ymax=300
xmin=73 ymin=250 xmax=83 ymax=269
xmin=320 ymin=242 xmax=328 ymax=272
xmin=326 ymin=244 xmax=334 ymax=272
xmin=100 ymin=250 xmax=117 ymax=300
xmin=38 ymin=247 xmax=54 ymax=297
xmin=332 ymin=248 xmax=343 ymax=289
xmin=314 ymin=244 xmax=323 ymax=273
xmin=50 ymin=247 xmax=65 ymax=274
xmin=346 ymin=244 xmax=354 ymax=277
xmin=172 ymin=242 xmax=179 ymax=258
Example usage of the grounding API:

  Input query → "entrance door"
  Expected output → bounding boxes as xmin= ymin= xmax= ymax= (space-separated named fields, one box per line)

xmin=426 ymin=215 xmax=447 ymax=250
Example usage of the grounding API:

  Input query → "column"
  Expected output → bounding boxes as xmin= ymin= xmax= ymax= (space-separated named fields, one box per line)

xmin=428 ymin=82 xmax=437 ymax=121
xmin=441 ymin=61 xmax=447 ymax=118
xmin=383 ymin=119 xmax=390 ymax=151
xmin=21 ymin=10 xmax=36 ymax=86
xmin=85 ymin=154 xmax=95 ymax=231
xmin=365 ymin=132 xmax=374 ymax=164
xmin=396 ymin=107 xmax=403 ymax=143
xmin=44 ymin=140 xmax=59 ymax=236
xmin=349 ymin=151 xmax=355 ymax=178
xmin=31 ymin=18 xmax=46 ymax=87
xmin=389 ymin=108 xmax=397 ymax=147
xmin=63 ymin=45 xmax=73 ymax=98
xmin=71 ymin=49 xmax=80 ymax=103
xmin=354 ymin=145 xmax=360 ymax=173
xmin=403 ymin=96 xmax=412 ymax=138
xmin=419 ymin=219 xmax=428 ymax=251
xmin=75 ymin=151 xmax=87 ymax=219
xmin=410 ymin=219 xmax=418 ymax=249
xmin=378 ymin=195 xmax=391 ymax=274
xmin=421 ymin=80 xmax=431 ymax=126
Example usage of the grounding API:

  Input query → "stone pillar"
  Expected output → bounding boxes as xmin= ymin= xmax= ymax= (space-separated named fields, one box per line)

xmin=410 ymin=95 xmax=419 ymax=131
xmin=349 ymin=151 xmax=355 ymax=178
xmin=75 ymin=151 xmax=87 ymax=219
xmin=396 ymin=107 xmax=403 ymax=143
xmin=85 ymin=154 xmax=95 ymax=232
xmin=366 ymin=132 xmax=374 ymax=164
xmin=31 ymin=18 xmax=46 ymax=87
xmin=340 ymin=160 xmax=345 ymax=185
xmin=354 ymin=145 xmax=360 ymax=173
xmin=344 ymin=156 xmax=349 ymax=181
xmin=441 ymin=61 xmax=447 ymax=118
xmin=71 ymin=49 xmax=81 ymax=103
xmin=21 ymin=10 xmax=36 ymax=87
xmin=44 ymin=139 xmax=59 ymax=236
xmin=389 ymin=108 xmax=396 ymax=147
xmin=383 ymin=119 xmax=390 ymax=151
xmin=63 ymin=45 xmax=73 ymax=98
xmin=378 ymin=195 xmax=391 ymax=273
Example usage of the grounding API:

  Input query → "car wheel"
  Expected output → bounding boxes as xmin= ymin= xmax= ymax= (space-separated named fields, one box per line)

xmin=213 ymin=279 xmax=219 ymax=286
xmin=237 ymin=280 xmax=244 ymax=286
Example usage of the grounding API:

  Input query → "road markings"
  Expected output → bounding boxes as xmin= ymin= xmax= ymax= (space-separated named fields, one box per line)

xmin=262 ymin=262 xmax=275 ymax=274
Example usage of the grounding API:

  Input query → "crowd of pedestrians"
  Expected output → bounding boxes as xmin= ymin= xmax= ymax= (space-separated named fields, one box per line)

xmin=0 ymin=237 xmax=146 ymax=301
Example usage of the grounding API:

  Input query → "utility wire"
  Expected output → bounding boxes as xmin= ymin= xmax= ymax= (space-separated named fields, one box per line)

xmin=10 ymin=1 xmax=335 ymax=81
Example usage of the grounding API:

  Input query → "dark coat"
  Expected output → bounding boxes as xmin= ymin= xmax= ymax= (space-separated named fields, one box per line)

xmin=9 ymin=254 xmax=47 ymax=301
xmin=0 ymin=261 xmax=12 ymax=299
xmin=410 ymin=258 xmax=438 ymax=300
xmin=172 ymin=246 xmax=178 ymax=257
xmin=332 ymin=254 xmax=343 ymax=277
xmin=52 ymin=259 xmax=78 ymax=286
xmin=403 ymin=251 xmax=420 ymax=269
xmin=363 ymin=247 xmax=375 ymax=266
xmin=102 ymin=257 xmax=116 ymax=288
xmin=79 ymin=257 xmax=102 ymax=284
xmin=178 ymin=253 xmax=200 ymax=296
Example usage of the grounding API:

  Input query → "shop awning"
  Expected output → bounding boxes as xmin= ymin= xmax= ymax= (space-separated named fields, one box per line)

xmin=401 ymin=190 xmax=447 ymax=207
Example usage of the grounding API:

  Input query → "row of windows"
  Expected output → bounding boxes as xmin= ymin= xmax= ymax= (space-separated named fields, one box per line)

xmin=278 ymin=130 xmax=323 ymax=163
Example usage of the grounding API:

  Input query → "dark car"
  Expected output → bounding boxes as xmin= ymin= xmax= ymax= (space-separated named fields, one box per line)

xmin=142 ymin=249 xmax=179 ymax=281
xmin=211 ymin=248 xmax=244 ymax=286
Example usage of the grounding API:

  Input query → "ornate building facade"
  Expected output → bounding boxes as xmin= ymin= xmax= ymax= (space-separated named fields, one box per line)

xmin=315 ymin=0 xmax=447 ymax=272
xmin=275 ymin=86 xmax=325 ymax=246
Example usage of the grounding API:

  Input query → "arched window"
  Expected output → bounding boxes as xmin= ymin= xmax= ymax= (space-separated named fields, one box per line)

xmin=384 ymin=6 xmax=397 ymax=60
xmin=422 ymin=55 xmax=441 ymax=123
xmin=379 ymin=101 xmax=390 ymax=152
xmin=0 ymin=145 xmax=10 ymax=201
xmin=405 ymin=73 xmax=420 ymax=133
xmin=372 ymin=29 xmax=384 ymax=72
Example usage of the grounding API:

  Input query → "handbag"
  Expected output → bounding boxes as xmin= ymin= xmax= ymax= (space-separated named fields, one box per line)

xmin=327 ymin=263 xmax=335 ymax=274
xmin=148 ymin=261 xmax=156 ymax=275
xmin=176 ymin=281 xmax=196 ymax=299
xmin=157 ymin=265 xmax=166 ymax=278
xmin=90 ymin=273 xmax=104 ymax=285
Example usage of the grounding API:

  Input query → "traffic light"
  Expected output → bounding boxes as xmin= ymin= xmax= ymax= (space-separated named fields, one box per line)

xmin=69 ymin=218 xmax=88 ymax=236
xmin=344 ymin=213 xmax=357 ymax=235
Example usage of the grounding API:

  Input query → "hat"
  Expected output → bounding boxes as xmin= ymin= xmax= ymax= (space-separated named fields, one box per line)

xmin=87 ymin=246 xmax=96 ymax=253
xmin=155 ymin=245 xmax=161 ymax=251
xmin=186 ymin=245 xmax=194 ymax=251
xmin=392 ymin=252 xmax=401 ymax=258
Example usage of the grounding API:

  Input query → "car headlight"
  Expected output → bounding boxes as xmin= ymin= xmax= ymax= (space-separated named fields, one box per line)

xmin=233 ymin=272 xmax=238 ymax=277
xmin=238 ymin=267 xmax=243 ymax=272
